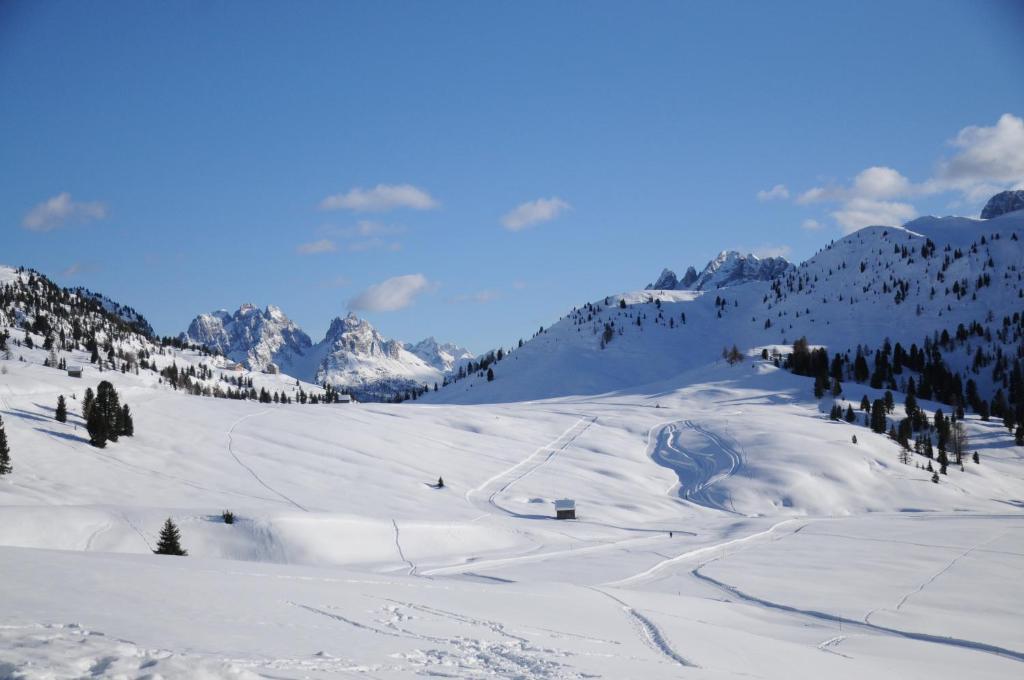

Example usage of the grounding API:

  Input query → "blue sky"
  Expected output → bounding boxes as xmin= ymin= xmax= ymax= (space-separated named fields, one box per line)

xmin=2 ymin=1 xmax=1023 ymax=351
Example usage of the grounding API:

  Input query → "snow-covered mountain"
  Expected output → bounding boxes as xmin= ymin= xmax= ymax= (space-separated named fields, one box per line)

xmin=313 ymin=313 xmax=448 ymax=399
xmin=181 ymin=304 xmax=314 ymax=375
xmin=647 ymin=250 xmax=794 ymax=291
xmin=180 ymin=307 xmax=468 ymax=399
xmin=405 ymin=336 xmax=474 ymax=373
xmin=431 ymin=194 xmax=1024 ymax=404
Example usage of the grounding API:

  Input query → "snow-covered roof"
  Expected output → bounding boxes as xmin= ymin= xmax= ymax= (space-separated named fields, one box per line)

xmin=67 ymin=365 xmax=84 ymax=372
xmin=554 ymin=499 xmax=575 ymax=510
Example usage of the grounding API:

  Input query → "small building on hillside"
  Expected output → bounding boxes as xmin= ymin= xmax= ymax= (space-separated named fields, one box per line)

xmin=67 ymin=366 xmax=83 ymax=378
xmin=554 ymin=498 xmax=576 ymax=520
xmin=337 ymin=394 xmax=356 ymax=404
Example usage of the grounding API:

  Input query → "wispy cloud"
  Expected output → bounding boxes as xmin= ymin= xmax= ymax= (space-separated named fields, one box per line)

xmin=756 ymin=184 xmax=789 ymax=201
xmin=501 ymin=197 xmax=571 ymax=231
xmin=22 ymin=192 xmax=107 ymax=232
xmin=801 ymin=218 xmax=823 ymax=231
xmin=320 ymin=184 xmax=439 ymax=212
xmin=296 ymin=238 xmax=338 ymax=255
xmin=349 ymin=273 xmax=433 ymax=312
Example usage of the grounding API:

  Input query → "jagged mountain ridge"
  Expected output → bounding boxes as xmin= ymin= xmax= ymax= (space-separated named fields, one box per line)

xmin=180 ymin=307 xmax=469 ymax=399
xmin=428 ymin=196 xmax=1024 ymax=404
xmin=647 ymin=250 xmax=794 ymax=291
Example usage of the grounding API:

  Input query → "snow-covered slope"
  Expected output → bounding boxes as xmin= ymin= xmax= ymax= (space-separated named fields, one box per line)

xmin=432 ymin=203 xmax=1024 ymax=404
xmin=1 ymin=343 xmax=1022 ymax=677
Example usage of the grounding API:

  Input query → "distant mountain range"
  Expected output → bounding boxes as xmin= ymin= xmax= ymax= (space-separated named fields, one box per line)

xmin=179 ymin=307 xmax=472 ymax=399
xmin=646 ymin=251 xmax=794 ymax=291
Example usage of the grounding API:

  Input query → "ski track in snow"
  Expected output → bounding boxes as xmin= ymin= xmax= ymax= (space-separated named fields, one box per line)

xmin=606 ymin=519 xmax=806 ymax=588
xmin=226 ymin=410 xmax=309 ymax=512
xmin=650 ymin=419 xmax=743 ymax=513
xmin=468 ymin=415 xmax=598 ymax=518
xmin=391 ymin=519 xmax=418 ymax=576
xmin=693 ymin=567 xmax=1024 ymax=663
xmin=585 ymin=587 xmax=696 ymax=668
xmin=865 ymin=530 xmax=1008 ymax=625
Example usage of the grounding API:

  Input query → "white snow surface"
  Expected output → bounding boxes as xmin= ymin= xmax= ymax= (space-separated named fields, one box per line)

xmin=1 ymin=345 xmax=1022 ymax=678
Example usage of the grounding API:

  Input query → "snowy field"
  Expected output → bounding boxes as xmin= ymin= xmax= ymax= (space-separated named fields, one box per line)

xmin=1 ymin=352 xmax=1023 ymax=678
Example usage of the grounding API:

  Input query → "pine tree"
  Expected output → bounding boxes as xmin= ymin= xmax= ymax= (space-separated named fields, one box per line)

xmin=870 ymin=399 xmax=887 ymax=433
xmin=0 ymin=416 xmax=11 ymax=475
xmin=487 ymin=367 xmax=494 ymax=382
xmin=153 ymin=518 xmax=187 ymax=556
xmin=95 ymin=381 xmax=120 ymax=443
xmin=86 ymin=408 xmax=107 ymax=448
xmin=82 ymin=387 xmax=95 ymax=419
xmin=55 ymin=395 xmax=67 ymax=423
xmin=119 ymin=404 xmax=134 ymax=436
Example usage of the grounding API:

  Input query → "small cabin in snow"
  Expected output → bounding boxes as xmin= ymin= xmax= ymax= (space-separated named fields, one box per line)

xmin=67 ymin=366 xmax=83 ymax=378
xmin=337 ymin=394 xmax=355 ymax=404
xmin=554 ymin=498 xmax=576 ymax=520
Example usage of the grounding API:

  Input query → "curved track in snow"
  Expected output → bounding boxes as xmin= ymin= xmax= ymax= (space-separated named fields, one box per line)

xmin=650 ymin=419 xmax=743 ymax=512
xmin=226 ymin=410 xmax=309 ymax=512
xmin=467 ymin=415 xmax=598 ymax=518
xmin=586 ymin=587 xmax=696 ymax=668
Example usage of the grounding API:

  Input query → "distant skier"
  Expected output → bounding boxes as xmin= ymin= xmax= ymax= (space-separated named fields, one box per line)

xmin=437 ymin=476 xmax=444 ymax=488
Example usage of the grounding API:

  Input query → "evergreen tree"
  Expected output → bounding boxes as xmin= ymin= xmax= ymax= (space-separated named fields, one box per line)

xmin=86 ymin=408 xmax=107 ymax=448
xmin=82 ymin=387 xmax=95 ymax=419
xmin=96 ymin=381 xmax=120 ymax=443
xmin=0 ymin=416 xmax=11 ymax=475
xmin=870 ymin=399 xmax=887 ymax=433
xmin=55 ymin=395 xmax=67 ymax=423
xmin=486 ymin=367 xmax=494 ymax=382
xmin=153 ymin=518 xmax=187 ymax=556
xmin=119 ymin=404 xmax=134 ymax=436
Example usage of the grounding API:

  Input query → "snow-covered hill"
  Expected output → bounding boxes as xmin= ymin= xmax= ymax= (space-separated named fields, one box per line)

xmin=431 ymin=201 xmax=1024 ymax=404
xmin=182 ymin=306 xmax=469 ymax=399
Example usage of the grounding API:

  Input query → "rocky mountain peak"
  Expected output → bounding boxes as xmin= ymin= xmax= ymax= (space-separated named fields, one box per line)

xmin=981 ymin=190 xmax=1024 ymax=219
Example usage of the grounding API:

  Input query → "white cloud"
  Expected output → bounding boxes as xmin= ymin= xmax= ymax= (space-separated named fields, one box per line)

xmin=801 ymin=218 xmax=823 ymax=231
xmin=756 ymin=184 xmax=790 ymax=201
xmin=851 ymin=166 xmax=912 ymax=199
xmin=349 ymin=274 xmax=432 ymax=312
xmin=937 ymin=113 xmax=1024 ymax=189
xmin=501 ymin=197 xmax=571 ymax=231
xmin=831 ymin=198 xmax=916 ymax=234
xmin=319 ymin=184 xmax=438 ymax=212
xmin=22 ymin=192 xmax=108 ymax=231
xmin=752 ymin=244 xmax=792 ymax=259
xmin=296 ymin=239 xmax=337 ymax=255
